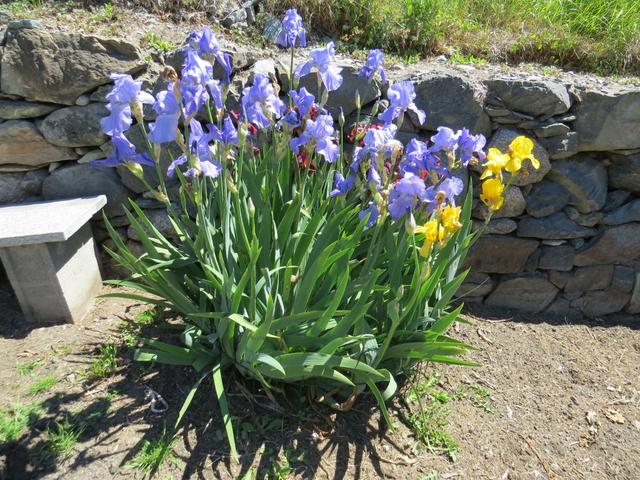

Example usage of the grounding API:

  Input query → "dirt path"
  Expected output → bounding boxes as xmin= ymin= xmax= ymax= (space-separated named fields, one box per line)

xmin=0 ymin=283 xmax=638 ymax=479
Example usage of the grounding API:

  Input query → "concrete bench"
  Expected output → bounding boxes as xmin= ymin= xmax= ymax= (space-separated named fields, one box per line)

xmin=0 ymin=196 xmax=107 ymax=324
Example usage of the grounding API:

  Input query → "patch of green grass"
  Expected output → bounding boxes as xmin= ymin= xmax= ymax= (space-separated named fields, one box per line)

xmin=145 ymin=32 xmax=176 ymax=53
xmin=86 ymin=343 xmax=119 ymax=379
xmin=129 ymin=431 xmax=178 ymax=474
xmin=403 ymin=372 xmax=458 ymax=461
xmin=418 ymin=471 xmax=439 ymax=480
xmin=38 ymin=417 xmax=83 ymax=461
xmin=449 ymin=51 xmax=487 ymax=66
xmin=266 ymin=0 xmax=640 ymax=75
xmin=0 ymin=401 xmax=44 ymax=444
xmin=89 ymin=2 xmax=117 ymax=23
xmin=119 ymin=307 xmax=160 ymax=347
xmin=16 ymin=358 xmax=45 ymax=376
xmin=27 ymin=375 xmax=58 ymax=395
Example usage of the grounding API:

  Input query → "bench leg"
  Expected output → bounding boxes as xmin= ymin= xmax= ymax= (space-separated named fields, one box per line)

xmin=0 ymin=223 xmax=102 ymax=324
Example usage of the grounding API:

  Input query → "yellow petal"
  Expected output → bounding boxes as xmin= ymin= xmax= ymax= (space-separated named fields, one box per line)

xmin=529 ymin=156 xmax=540 ymax=169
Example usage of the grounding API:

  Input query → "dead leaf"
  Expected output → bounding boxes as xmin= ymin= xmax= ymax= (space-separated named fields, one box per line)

xmin=603 ymin=408 xmax=625 ymax=424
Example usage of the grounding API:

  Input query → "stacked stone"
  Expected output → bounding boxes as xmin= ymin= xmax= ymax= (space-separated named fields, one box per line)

xmin=0 ymin=19 xmax=639 ymax=317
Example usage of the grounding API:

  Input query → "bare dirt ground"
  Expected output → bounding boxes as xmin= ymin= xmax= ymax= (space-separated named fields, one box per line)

xmin=1 ymin=275 xmax=638 ymax=480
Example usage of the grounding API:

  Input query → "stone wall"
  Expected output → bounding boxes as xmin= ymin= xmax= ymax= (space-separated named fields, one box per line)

xmin=0 ymin=20 xmax=639 ymax=317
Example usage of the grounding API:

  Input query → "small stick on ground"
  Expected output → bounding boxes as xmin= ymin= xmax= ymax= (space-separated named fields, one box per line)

xmin=477 ymin=327 xmax=493 ymax=344
xmin=518 ymin=433 xmax=557 ymax=479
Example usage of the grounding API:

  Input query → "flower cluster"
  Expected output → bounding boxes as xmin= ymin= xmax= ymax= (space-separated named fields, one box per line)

xmin=479 ymin=137 xmax=540 ymax=211
xmin=95 ymin=9 xmax=530 ymax=258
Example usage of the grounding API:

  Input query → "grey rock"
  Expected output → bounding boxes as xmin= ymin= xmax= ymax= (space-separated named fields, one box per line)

xmin=485 ymin=78 xmax=571 ymax=116
xmin=484 ymin=106 xmax=511 ymax=117
xmin=548 ymin=270 xmax=571 ymax=289
xmin=603 ymin=190 xmax=631 ymax=212
xmin=485 ymin=273 xmax=558 ymax=312
xmin=77 ymin=149 xmax=106 ymax=164
xmin=39 ymin=103 xmax=109 ymax=147
xmin=108 ymin=215 xmax=130 ymax=228
xmin=473 ymin=185 xmax=525 ymax=219
xmin=524 ymin=248 xmax=541 ymax=272
xmin=574 ymin=223 xmax=640 ymax=266
xmin=1 ymin=27 xmax=146 ymax=105
xmin=127 ymin=209 xmax=176 ymax=241
xmin=534 ymin=122 xmax=570 ymax=138
xmin=0 ymin=120 xmax=77 ymax=169
xmin=525 ymin=180 xmax=571 ymax=218
xmin=564 ymin=206 xmax=602 ymax=227
xmin=627 ymin=272 xmax=640 ymax=314
xmin=478 ymin=218 xmax=518 ymax=235
xmin=488 ymin=128 xmax=550 ymax=186
xmin=0 ymin=99 xmax=58 ymax=119
xmin=457 ymin=272 xmax=496 ymax=297
xmin=613 ymin=265 xmax=635 ymax=293
xmin=464 ymin=236 xmax=538 ymax=274
xmin=42 ymin=163 xmax=129 ymax=217
xmin=0 ymin=172 xmax=27 ymax=203
xmin=165 ymin=42 xmax=257 ymax=81
xmin=517 ymin=212 xmax=597 ymax=239
xmin=89 ymin=84 xmax=112 ymax=103
xmin=541 ymin=131 xmax=578 ymax=159
xmin=607 ymin=153 xmax=640 ymax=193
xmin=410 ymin=70 xmax=491 ymax=137
xmin=7 ymin=19 xmax=41 ymax=30
xmin=538 ymin=245 xmax=574 ymax=271
xmin=575 ymin=88 xmax=640 ymax=151
xmin=20 ymin=168 xmax=48 ymax=196
xmin=574 ymin=288 xmax=630 ymax=317
xmin=547 ymin=156 xmax=607 ymax=213
xmin=602 ymin=199 xmax=640 ymax=225
xmin=262 ymin=14 xmax=282 ymax=43
xmin=75 ymin=94 xmax=90 ymax=106
xmin=545 ymin=295 xmax=580 ymax=315
xmin=296 ymin=63 xmax=380 ymax=120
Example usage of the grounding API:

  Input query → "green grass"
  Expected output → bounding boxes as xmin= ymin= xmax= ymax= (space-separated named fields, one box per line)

xmin=145 ymin=32 xmax=176 ymax=53
xmin=89 ymin=2 xmax=117 ymax=23
xmin=38 ymin=417 xmax=83 ymax=461
xmin=16 ymin=358 xmax=45 ymax=376
xmin=0 ymin=402 xmax=44 ymax=444
xmin=129 ymin=431 xmax=178 ymax=474
xmin=27 ymin=375 xmax=58 ymax=395
xmin=86 ymin=343 xmax=119 ymax=379
xmin=119 ymin=307 xmax=160 ymax=347
xmin=266 ymin=0 xmax=640 ymax=75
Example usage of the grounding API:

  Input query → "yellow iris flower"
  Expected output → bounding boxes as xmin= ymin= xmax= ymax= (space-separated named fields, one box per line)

xmin=480 ymin=178 xmax=505 ymax=211
xmin=480 ymin=148 xmax=510 ymax=180
xmin=506 ymin=136 xmax=540 ymax=173
xmin=441 ymin=204 xmax=462 ymax=236
xmin=415 ymin=218 xmax=445 ymax=257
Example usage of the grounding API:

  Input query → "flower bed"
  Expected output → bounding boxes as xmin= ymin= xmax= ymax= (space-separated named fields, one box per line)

xmin=97 ymin=9 xmax=538 ymax=454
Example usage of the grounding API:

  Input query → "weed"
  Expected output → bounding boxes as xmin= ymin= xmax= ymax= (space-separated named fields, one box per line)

xmin=86 ymin=343 xmax=119 ymax=379
xmin=27 ymin=375 xmax=58 ymax=395
xmin=418 ymin=471 xmax=439 ymax=480
xmin=16 ymin=358 xmax=45 ymax=376
xmin=145 ymin=32 xmax=175 ymax=53
xmin=467 ymin=384 xmax=493 ymax=413
xmin=38 ymin=417 xmax=83 ymax=461
xmin=267 ymin=455 xmax=292 ymax=480
xmin=129 ymin=430 xmax=178 ymax=474
xmin=403 ymin=372 xmax=458 ymax=461
xmin=90 ymin=2 xmax=117 ymax=23
xmin=0 ymin=402 xmax=44 ymax=443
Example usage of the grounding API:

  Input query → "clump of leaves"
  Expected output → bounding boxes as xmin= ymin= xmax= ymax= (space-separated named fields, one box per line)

xmin=86 ymin=344 xmax=119 ymax=379
xmin=38 ymin=417 xmax=83 ymax=461
xmin=129 ymin=429 xmax=179 ymax=475
xmin=16 ymin=358 xmax=45 ymax=376
xmin=145 ymin=32 xmax=175 ymax=53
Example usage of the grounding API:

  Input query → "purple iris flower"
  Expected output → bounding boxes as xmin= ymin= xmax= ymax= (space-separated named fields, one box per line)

xmin=290 ymin=114 xmax=338 ymax=163
xmin=351 ymin=124 xmax=397 ymax=173
xmin=378 ymin=81 xmax=426 ymax=126
xmin=276 ymin=8 xmax=306 ymax=48
xmin=359 ymin=201 xmax=379 ymax=228
xmin=457 ymin=128 xmax=486 ymax=166
xmin=101 ymin=73 xmax=154 ymax=136
xmin=208 ymin=79 xmax=224 ymax=111
xmin=294 ymin=42 xmax=343 ymax=92
xmin=92 ymin=133 xmax=154 ymax=167
xmin=423 ymin=176 xmax=464 ymax=212
xmin=196 ymin=160 xmax=223 ymax=178
xmin=186 ymin=26 xmax=232 ymax=81
xmin=290 ymin=87 xmax=315 ymax=117
xmin=167 ymin=155 xmax=187 ymax=177
xmin=181 ymin=49 xmax=213 ymax=117
xmin=209 ymin=116 xmax=238 ymax=145
xmin=367 ymin=164 xmax=382 ymax=191
xmin=330 ymin=172 xmax=355 ymax=197
xmin=388 ymin=173 xmax=427 ymax=220
xmin=242 ymin=74 xmax=286 ymax=129
xmin=359 ymin=49 xmax=386 ymax=84
xmin=278 ymin=111 xmax=301 ymax=130
xmin=399 ymin=138 xmax=428 ymax=175
xmin=148 ymin=87 xmax=181 ymax=144
xmin=168 ymin=119 xmax=223 ymax=179
xmin=430 ymin=127 xmax=459 ymax=153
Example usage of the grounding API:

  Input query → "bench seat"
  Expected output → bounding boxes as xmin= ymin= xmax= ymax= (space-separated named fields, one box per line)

xmin=0 ymin=196 xmax=107 ymax=324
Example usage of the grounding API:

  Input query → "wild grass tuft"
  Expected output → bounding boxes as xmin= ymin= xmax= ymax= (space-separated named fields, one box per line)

xmin=27 ymin=375 xmax=58 ymax=395
xmin=86 ymin=343 xmax=119 ymax=379
xmin=0 ymin=402 xmax=44 ymax=444
xmin=129 ymin=430 xmax=178 ymax=474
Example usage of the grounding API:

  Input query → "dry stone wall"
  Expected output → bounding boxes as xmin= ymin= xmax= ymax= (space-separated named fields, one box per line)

xmin=1 ymin=19 xmax=639 ymax=317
